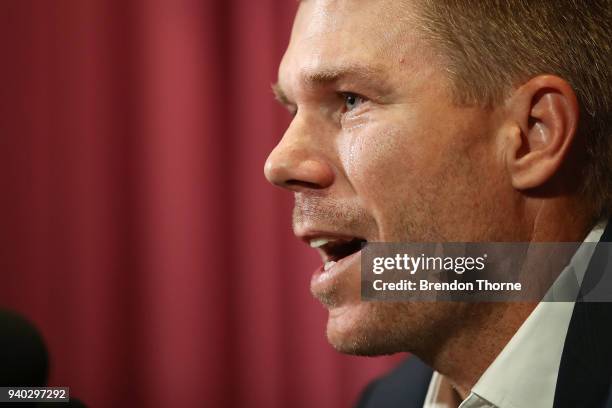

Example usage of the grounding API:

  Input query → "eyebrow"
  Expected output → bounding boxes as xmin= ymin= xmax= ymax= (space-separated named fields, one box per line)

xmin=302 ymin=64 xmax=387 ymax=86
xmin=272 ymin=63 xmax=390 ymax=107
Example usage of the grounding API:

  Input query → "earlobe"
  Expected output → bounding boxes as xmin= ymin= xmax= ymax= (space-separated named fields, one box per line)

xmin=504 ymin=75 xmax=579 ymax=191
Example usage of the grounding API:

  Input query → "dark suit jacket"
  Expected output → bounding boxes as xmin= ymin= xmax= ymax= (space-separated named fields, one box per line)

xmin=356 ymin=222 xmax=612 ymax=408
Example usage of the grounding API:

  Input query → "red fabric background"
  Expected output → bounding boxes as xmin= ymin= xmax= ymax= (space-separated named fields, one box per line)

xmin=0 ymin=1 xmax=403 ymax=407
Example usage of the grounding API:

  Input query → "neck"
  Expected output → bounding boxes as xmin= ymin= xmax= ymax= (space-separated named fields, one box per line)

xmin=428 ymin=302 xmax=537 ymax=399
xmin=421 ymin=198 xmax=595 ymax=399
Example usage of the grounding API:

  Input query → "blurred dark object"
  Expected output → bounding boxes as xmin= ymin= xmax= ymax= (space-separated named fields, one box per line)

xmin=0 ymin=310 xmax=48 ymax=387
xmin=0 ymin=310 xmax=87 ymax=407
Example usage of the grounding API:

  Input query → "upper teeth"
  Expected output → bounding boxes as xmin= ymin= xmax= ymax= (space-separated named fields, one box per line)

xmin=309 ymin=238 xmax=334 ymax=248
xmin=324 ymin=261 xmax=336 ymax=271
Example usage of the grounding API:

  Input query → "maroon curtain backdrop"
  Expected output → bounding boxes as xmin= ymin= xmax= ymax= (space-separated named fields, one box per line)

xmin=0 ymin=1 xmax=403 ymax=407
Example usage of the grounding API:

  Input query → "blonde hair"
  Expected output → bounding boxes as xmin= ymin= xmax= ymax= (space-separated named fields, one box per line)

xmin=415 ymin=0 xmax=612 ymax=216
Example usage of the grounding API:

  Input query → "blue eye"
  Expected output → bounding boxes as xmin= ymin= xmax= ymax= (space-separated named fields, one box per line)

xmin=342 ymin=92 xmax=365 ymax=112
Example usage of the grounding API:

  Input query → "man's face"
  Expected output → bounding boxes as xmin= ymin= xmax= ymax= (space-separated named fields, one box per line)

xmin=265 ymin=0 xmax=519 ymax=356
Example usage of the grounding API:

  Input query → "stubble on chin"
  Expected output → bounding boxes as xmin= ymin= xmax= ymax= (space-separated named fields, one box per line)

xmin=325 ymin=299 xmax=474 ymax=361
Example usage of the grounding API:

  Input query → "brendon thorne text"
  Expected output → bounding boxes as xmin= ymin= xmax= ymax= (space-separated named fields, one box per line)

xmin=372 ymin=279 xmax=522 ymax=292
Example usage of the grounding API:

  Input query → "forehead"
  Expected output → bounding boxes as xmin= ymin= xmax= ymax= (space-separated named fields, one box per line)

xmin=279 ymin=0 xmax=425 ymax=90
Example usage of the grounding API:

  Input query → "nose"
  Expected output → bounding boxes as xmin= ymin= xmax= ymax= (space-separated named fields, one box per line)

xmin=264 ymin=119 xmax=335 ymax=192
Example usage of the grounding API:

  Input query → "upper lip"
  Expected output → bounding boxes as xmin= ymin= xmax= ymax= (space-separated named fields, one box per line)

xmin=297 ymin=231 xmax=364 ymax=244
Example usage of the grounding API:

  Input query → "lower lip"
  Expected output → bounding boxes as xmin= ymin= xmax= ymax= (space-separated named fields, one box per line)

xmin=310 ymin=250 xmax=362 ymax=293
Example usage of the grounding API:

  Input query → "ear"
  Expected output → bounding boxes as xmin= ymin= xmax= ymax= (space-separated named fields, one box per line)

xmin=503 ymin=75 xmax=579 ymax=190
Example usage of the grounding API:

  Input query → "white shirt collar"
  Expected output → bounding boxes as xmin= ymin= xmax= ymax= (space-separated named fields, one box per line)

xmin=423 ymin=220 xmax=607 ymax=408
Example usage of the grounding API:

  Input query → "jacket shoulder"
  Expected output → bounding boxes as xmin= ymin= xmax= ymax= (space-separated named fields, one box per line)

xmin=355 ymin=356 xmax=433 ymax=408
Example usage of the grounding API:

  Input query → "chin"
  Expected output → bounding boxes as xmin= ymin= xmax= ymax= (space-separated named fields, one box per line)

xmin=324 ymin=302 xmax=411 ymax=357
xmin=324 ymin=300 xmax=466 ymax=358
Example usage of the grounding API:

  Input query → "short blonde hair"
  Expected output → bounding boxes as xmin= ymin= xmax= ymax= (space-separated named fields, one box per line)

xmin=415 ymin=0 xmax=612 ymax=216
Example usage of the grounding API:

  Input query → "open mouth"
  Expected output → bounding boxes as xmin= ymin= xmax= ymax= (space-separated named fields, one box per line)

xmin=309 ymin=237 xmax=367 ymax=270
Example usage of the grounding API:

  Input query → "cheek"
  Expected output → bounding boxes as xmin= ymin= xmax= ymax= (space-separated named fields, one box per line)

xmin=338 ymin=120 xmax=441 ymax=206
xmin=336 ymin=113 xmax=496 ymax=241
xmin=341 ymin=124 xmax=402 ymax=188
